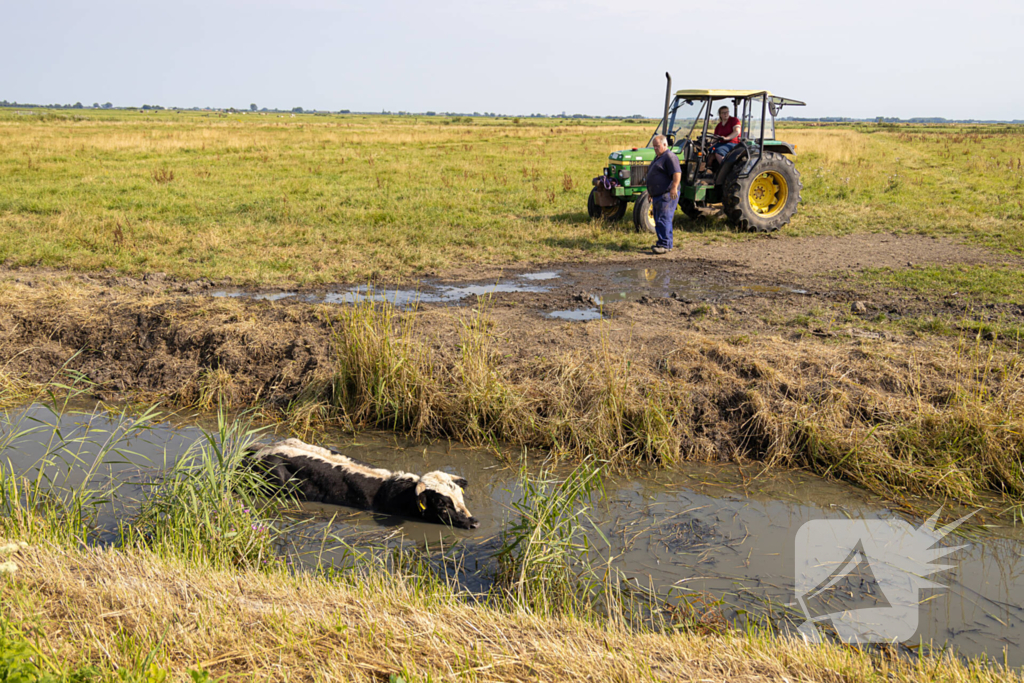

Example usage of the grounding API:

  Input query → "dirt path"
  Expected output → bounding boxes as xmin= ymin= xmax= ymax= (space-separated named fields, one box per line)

xmin=687 ymin=233 xmax=1019 ymax=276
xmin=414 ymin=233 xmax=1020 ymax=285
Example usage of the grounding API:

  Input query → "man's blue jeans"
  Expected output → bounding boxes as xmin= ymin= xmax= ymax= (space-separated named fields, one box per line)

xmin=652 ymin=193 xmax=678 ymax=250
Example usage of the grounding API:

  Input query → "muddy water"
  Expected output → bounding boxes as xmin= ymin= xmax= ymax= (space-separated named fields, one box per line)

xmin=207 ymin=265 xmax=806 ymax=320
xmin=209 ymin=274 xmax=554 ymax=308
xmin=3 ymin=403 xmax=1023 ymax=667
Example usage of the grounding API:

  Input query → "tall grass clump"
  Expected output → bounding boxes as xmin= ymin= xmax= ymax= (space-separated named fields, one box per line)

xmin=123 ymin=408 xmax=288 ymax=570
xmin=329 ymin=298 xmax=440 ymax=434
xmin=494 ymin=459 xmax=612 ymax=617
xmin=312 ymin=301 xmax=684 ymax=469
xmin=0 ymin=387 xmax=162 ymax=545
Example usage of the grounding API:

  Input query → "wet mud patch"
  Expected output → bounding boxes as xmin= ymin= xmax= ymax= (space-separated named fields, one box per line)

xmin=655 ymin=517 xmax=733 ymax=557
xmin=202 ymin=258 xmax=815 ymax=326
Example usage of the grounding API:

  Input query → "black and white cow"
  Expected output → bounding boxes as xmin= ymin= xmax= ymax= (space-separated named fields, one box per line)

xmin=251 ymin=438 xmax=479 ymax=529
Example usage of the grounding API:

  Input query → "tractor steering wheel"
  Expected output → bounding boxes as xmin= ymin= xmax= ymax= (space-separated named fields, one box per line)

xmin=697 ymin=133 xmax=722 ymax=152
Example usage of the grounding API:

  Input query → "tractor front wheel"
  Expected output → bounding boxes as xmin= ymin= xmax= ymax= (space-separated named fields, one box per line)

xmin=679 ymin=199 xmax=706 ymax=221
xmin=588 ymin=187 xmax=627 ymax=222
xmin=632 ymin=191 xmax=657 ymax=234
xmin=722 ymin=152 xmax=802 ymax=232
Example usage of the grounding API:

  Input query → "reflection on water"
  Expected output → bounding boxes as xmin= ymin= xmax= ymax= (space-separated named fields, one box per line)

xmin=548 ymin=308 xmax=603 ymax=321
xmin=3 ymin=403 xmax=1023 ymax=666
xmin=210 ymin=276 xmax=556 ymax=309
xmin=603 ymin=267 xmax=739 ymax=302
xmin=206 ymin=266 xmax=807 ymax=313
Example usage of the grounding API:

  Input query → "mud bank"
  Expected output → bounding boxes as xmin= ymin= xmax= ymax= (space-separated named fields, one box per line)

xmin=1 ymin=269 xmax=1022 ymax=514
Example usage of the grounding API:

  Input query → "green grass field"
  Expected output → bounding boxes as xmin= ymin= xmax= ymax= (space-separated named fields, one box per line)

xmin=1 ymin=109 xmax=1022 ymax=284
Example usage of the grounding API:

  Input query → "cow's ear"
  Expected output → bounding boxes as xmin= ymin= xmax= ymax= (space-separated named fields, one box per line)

xmin=452 ymin=476 xmax=468 ymax=490
xmin=414 ymin=480 xmax=428 ymax=513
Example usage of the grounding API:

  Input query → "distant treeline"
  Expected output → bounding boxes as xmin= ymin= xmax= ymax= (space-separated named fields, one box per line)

xmin=780 ymin=116 xmax=1024 ymax=124
xmin=1 ymin=100 xmax=1021 ymax=124
xmin=0 ymin=101 xmax=647 ymax=120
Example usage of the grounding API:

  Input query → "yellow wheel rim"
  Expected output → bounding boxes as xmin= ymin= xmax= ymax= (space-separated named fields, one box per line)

xmin=647 ymin=202 xmax=654 ymax=226
xmin=748 ymin=171 xmax=789 ymax=217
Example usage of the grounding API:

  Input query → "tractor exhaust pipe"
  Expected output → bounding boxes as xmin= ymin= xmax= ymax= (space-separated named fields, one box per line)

xmin=661 ymin=72 xmax=672 ymax=137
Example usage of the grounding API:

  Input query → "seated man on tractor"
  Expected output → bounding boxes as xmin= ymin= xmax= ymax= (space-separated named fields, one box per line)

xmin=712 ymin=105 xmax=742 ymax=166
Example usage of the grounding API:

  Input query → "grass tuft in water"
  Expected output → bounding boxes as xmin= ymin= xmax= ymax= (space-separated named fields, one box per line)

xmin=494 ymin=459 xmax=611 ymax=617
xmin=122 ymin=408 xmax=289 ymax=570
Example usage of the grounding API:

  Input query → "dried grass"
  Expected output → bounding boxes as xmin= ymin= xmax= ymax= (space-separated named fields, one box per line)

xmin=783 ymin=128 xmax=871 ymax=163
xmin=2 ymin=538 xmax=1018 ymax=683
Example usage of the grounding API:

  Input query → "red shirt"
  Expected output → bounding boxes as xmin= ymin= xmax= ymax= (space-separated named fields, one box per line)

xmin=714 ymin=116 xmax=741 ymax=143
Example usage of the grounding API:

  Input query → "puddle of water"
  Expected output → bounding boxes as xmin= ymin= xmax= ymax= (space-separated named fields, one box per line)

xmin=210 ymin=280 xmax=551 ymax=309
xmin=211 ymin=290 xmax=299 ymax=302
xmin=741 ymin=285 xmax=810 ymax=296
xmin=548 ymin=308 xmax=603 ymax=322
xmin=436 ymin=283 xmax=550 ymax=300
xmin=604 ymin=268 xmax=738 ymax=303
xmin=517 ymin=271 xmax=561 ymax=281
xmin=206 ymin=267 xmax=806 ymax=314
xmin=322 ymin=286 xmax=447 ymax=306
xmin=5 ymin=402 xmax=1023 ymax=667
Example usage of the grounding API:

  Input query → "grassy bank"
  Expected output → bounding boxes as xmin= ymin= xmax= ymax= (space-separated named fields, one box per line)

xmin=5 ymin=537 xmax=1021 ymax=683
xmin=0 ymin=110 xmax=1022 ymax=284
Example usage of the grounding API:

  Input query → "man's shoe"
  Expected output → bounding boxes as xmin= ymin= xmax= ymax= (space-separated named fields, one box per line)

xmin=652 ymin=246 xmax=668 ymax=255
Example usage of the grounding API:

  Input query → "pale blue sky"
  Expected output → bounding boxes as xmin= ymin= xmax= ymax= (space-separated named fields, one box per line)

xmin=5 ymin=0 xmax=1022 ymax=119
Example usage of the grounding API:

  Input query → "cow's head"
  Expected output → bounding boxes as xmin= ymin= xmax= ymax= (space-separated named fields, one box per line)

xmin=415 ymin=471 xmax=479 ymax=529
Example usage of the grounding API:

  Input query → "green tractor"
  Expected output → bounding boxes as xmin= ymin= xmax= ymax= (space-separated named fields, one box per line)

xmin=588 ymin=74 xmax=806 ymax=233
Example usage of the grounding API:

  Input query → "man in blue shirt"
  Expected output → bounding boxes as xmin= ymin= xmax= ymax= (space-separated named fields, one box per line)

xmin=646 ymin=135 xmax=681 ymax=254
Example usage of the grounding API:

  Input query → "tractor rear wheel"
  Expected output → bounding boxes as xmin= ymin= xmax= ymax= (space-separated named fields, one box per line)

xmin=632 ymin=191 xmax=657 ymax=234
xmin=722 ymin=152 xmax=802 ymax=232
xmin=588 ymin=187 xmax=627 ymax=221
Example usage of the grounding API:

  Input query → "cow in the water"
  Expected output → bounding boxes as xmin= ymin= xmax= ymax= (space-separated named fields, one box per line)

xmin=251 ymin=438 xmax=480 ymax=529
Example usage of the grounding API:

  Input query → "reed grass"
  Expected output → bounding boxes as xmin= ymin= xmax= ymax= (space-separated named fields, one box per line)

xmin=121 ymin=408 xmax=287 ymax=570
xmin=494 ymin=459 xmax=610 ymax=616
xmin=0 ymin=388 xmax=165 ymax=546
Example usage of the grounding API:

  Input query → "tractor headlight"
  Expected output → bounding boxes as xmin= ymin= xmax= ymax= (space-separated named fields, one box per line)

xmin=619 ymin=168 xmax=629 ymax=179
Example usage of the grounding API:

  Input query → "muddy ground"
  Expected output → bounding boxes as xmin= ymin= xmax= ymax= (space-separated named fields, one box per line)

xmin=1 ymin=232 xmax=1021 ymax=406
xmin=404 ymin=232 xmax=1019 ymax=283
xmin=3 ymin=231 xmax=1023 ymax=513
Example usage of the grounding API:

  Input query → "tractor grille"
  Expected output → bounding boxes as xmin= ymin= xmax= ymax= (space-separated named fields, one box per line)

xmin=629 ymin=162 xmax=649 ymax=186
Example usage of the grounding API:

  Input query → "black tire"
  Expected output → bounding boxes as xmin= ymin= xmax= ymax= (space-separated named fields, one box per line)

xmin=721 ymin=151 xmax=802 ymax=232
xmin=588 ymin=187 xmax=627 ymax=222
xmin=679 ymin=199 xmax=705 ymax=221
xmin=632 ymin=191 xmax=657 ymax=234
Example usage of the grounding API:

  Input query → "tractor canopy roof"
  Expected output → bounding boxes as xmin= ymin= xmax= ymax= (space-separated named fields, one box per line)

xmin=674 ymin=90 xmax=805 ymax=106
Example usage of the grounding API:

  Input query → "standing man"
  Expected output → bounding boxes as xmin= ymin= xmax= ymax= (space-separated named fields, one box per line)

xmin=647 ymin=134 xmax=681 ymax=255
